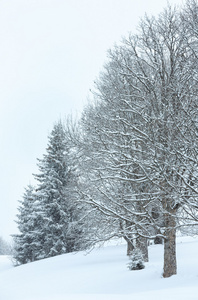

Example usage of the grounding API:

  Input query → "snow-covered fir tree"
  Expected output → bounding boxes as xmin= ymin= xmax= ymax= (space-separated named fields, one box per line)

xmin=14 ymin=120 xmax=89 ymax=265
xmin=34 ymin=120 xmax=83 ymax=258
xmin=13 ymin=185 xmax=45 ymax=265
xmin=128 ymin=248 xmax=145 ymax=271
xmin=0 ymin=237 xmax=12 ymax=255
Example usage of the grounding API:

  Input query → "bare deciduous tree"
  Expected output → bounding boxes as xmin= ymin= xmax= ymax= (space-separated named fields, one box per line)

xmin=79 ymin=1 xmax=198 ymax=277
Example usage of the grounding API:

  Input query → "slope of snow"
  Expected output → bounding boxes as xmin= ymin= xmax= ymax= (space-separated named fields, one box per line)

xmin=0 ymin=236 xmax=198 ymax=300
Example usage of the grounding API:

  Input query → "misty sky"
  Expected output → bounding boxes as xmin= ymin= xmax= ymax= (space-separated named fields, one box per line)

xmin=0 ymin=0 xmax=183 ymax=240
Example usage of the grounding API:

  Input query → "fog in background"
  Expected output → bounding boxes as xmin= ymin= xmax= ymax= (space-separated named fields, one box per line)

xmin=0 ymin=0 xmax=183 ymax=240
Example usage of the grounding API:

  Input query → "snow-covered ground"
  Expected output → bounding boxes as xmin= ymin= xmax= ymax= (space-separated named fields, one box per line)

xmin=0 ymin=236 xmax=198 ymax=300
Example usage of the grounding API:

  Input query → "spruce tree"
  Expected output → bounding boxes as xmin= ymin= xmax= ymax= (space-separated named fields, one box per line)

xmin=34 ymin=121 xmax=78 ymax=257
xmin=14 ymin=120 xmax=89 ymax=264
xmin=13 ymin=185 xmax=44 ymax=265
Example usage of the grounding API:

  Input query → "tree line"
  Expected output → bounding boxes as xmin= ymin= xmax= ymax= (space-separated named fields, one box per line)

xmin=13 ymin=0 xmax=198 ymax=278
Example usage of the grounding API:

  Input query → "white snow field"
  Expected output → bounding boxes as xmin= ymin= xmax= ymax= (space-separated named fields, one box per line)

xmin=0 ymin=236 xmax=198 ymax=300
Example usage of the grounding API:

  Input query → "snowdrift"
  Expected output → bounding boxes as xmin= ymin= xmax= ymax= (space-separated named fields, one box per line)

xmin=0 ymin=236 xmax=198 ymax=300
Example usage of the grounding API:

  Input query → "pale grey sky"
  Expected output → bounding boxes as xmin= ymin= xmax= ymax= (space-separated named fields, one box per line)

xmin=0 ymin=0 xmax=183 ymax=240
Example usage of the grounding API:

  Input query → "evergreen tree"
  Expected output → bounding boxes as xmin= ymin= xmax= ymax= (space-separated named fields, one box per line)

xmin=14 ymin=120 xmax=88 ymax=265
xmin=128 ymin=248 xmax=145 ymax=271
xmin=0 ymin=237 xmax=12 ymax=255
xmin=34 ymin=120 xmax=82 ymax=258
xmin=13 ymin=185 xmax=44 ymax=265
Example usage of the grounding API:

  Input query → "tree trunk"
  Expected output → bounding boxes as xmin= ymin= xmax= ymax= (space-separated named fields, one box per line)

xmin=123 ymin=236 xmax=134 ymax=256
xmin=127 ymin=240 xmax=134 ymax=256
xmin=136 ymin=237 xmax=148 ymax=262
xmin=163 ymin=208 xmax=177 ymax=278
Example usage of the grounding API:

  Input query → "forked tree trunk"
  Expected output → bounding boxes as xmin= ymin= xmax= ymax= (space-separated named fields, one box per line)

xmin=163 ymin=208 xmax=177 ymax=278
xmin=136 ymin=237 xmax=148 ymax=262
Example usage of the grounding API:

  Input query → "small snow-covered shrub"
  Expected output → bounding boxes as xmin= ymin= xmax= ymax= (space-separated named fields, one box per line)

xmin=128 ymin=248 xmax=145 ymax=271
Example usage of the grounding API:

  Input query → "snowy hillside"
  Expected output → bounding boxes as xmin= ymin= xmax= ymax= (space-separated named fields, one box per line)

xmin=0 ymin=236 xmax=198 ymax=300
